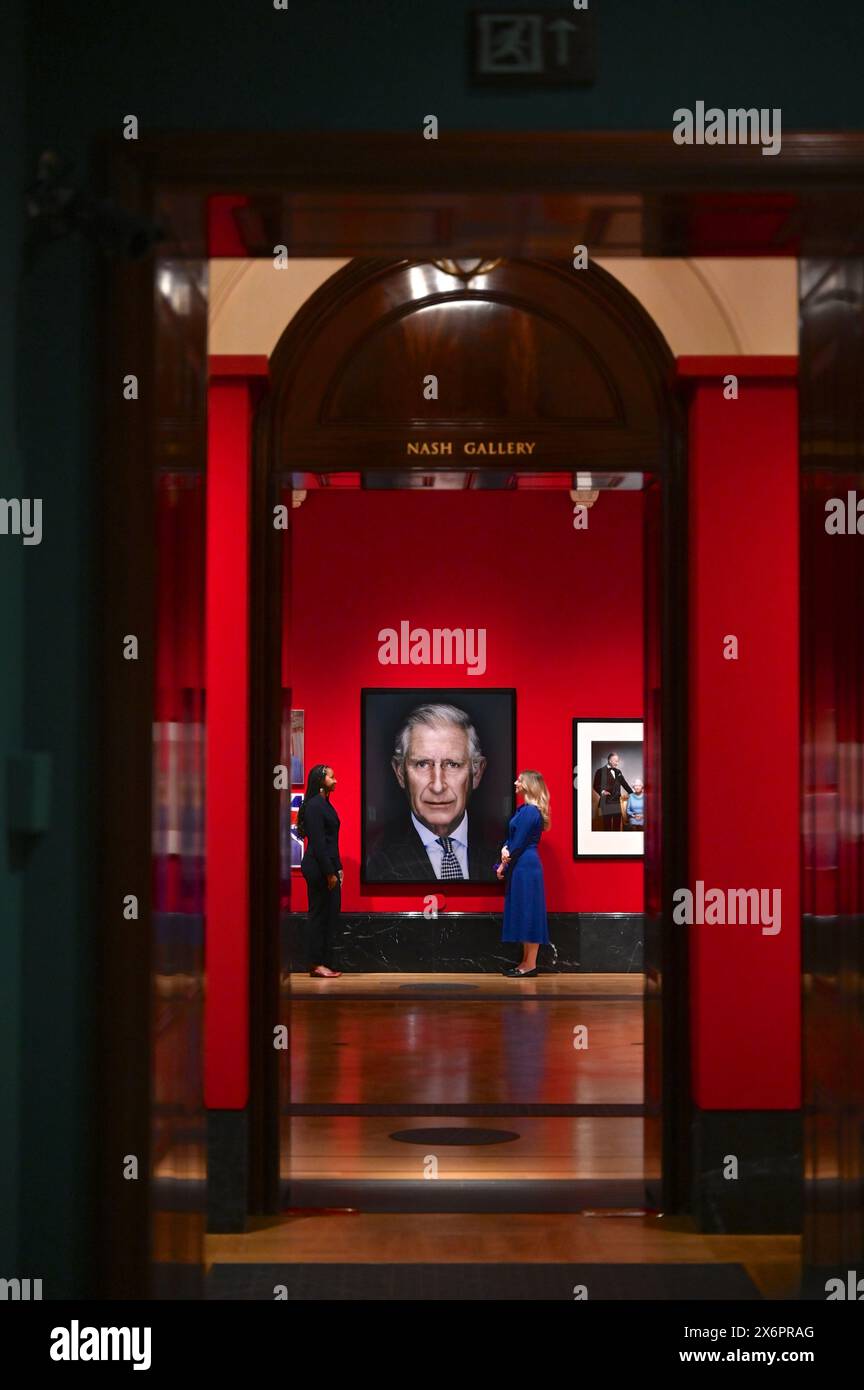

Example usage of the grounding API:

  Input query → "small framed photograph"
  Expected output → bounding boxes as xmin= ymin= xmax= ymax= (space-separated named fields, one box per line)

xmin=278 ymin=791 xmax=304 ymax=911
xmin=290 ymin=709 xmax=305 ymax=786
xmin=289 ymin=791 xmax=304 ymax=868
xmin=573 ymin=718 xmax=644 ymax=859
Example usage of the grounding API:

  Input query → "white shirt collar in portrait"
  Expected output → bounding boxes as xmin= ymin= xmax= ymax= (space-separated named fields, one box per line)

xmin=412 ymin=811 xmax=469 ymax=879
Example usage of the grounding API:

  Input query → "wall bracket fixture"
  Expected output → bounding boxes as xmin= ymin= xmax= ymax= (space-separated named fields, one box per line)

xmin=24 ymin=150 xmax=166 ymax=261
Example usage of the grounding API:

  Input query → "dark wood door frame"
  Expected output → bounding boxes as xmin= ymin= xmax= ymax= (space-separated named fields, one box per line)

xmin=99 ymin=131 xmax=864 ymax=1290
xmin=254 ymin=252 xmax=685 ymax=1217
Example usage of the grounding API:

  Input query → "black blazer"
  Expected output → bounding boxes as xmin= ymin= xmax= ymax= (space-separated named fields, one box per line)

xmin=592 ymin=765 xmax=633 ymax=812
xmin=301 ymin=794 xmax=342 ymax=876
xmin=365 ymin=818 xmax=501 ymax=883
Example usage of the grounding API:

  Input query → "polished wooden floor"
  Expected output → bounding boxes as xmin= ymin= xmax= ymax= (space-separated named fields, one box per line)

xmin=279 ymin=973 xmax=644 ymax=1183
xmin=283 ymin=1116 xmax=646 ymax=1180
xmin=178 ymin=972 xmax=801 ymax=1295
xmin=287 ymin=972 xmax=644 ymax=1108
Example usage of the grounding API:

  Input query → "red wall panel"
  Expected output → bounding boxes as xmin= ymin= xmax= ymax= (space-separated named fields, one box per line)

xmin=288 ymin=487 xmax=646 ymax=913
xmin=204 ymin=380 xmax=251 ymax=1109
xmin=155 ymin=477 xmax=205 ymax=718
xmin=688 ymin=376 xmax=800 ymax=1108
xmin=206 ymin=195 xmax=250 ymax=257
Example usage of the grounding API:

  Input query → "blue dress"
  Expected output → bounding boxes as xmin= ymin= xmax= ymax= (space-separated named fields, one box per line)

xmin=501 ymin=803 xmax=549 ymax=943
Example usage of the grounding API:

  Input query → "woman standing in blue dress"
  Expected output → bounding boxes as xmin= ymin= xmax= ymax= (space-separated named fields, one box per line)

xmin=497 ymin=770 xmax=550 ymax=978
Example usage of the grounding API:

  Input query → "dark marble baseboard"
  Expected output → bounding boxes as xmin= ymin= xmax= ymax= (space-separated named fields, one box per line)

xmin=207 ymin=1258 xmax=761 ymax=1300
xmin=151 ymin=1263 xmax=206 ymax=1299
xmin=690 ymin=1108 xmax=803 ymax=1234
xmin=283 ymin=912 xmax=643 ymax=973
xmin=207 ymin=1109 xmax=248 ymax=1234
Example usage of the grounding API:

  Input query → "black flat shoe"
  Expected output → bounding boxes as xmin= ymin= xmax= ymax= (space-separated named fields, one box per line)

xmin=503 ymin=966 xmax=538 ymax=977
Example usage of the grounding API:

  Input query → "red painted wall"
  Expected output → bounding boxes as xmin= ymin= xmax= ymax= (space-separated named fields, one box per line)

xmin=204 ymin=379 xmax=252 ymax=1109
xmin=287 ymin=488 xmax=645 ymax=913
xmin=687 ymin=375 xmax=800 ymax=1109
xmin=154 ymin=475 xmax=205 ymax=719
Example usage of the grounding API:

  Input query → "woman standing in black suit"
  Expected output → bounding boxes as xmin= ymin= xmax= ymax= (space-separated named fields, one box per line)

xmin=297 ymin=763 xmax=343 ymax=979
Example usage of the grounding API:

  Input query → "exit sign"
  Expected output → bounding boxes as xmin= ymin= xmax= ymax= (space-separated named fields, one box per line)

xmin=471 ymin=9 xmax=596 ymax=86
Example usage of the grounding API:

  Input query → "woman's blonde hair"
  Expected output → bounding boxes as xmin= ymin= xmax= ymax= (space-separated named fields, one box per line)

xmin=519 ymin=769 xmax=550 ymax=829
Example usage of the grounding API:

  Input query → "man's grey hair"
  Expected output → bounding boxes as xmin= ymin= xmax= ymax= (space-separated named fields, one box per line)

xmin=393 ymin=702 xmax=485 ymax=770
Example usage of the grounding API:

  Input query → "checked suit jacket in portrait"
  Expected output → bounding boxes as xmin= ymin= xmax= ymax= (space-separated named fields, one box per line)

xmin=365 ymin=818 xmax=501 ymax=882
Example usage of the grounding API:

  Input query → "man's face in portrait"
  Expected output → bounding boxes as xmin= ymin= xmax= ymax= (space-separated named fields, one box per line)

xmin=393 ymin=721 xmax=486 ymax=836
xmin=608 ymin=753 xmax=620 ymax=769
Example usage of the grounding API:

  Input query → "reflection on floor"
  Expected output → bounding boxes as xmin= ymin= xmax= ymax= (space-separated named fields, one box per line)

xmin=289 ymin=1005 xmax=642 ymax=1103
xmin=283 ymin=1117 xmax=645 ymax=1181
xmin=283 ymin=972 xmax=645 ymax=1185
xmin=288 ymin=973 xmax=643 ymax=1100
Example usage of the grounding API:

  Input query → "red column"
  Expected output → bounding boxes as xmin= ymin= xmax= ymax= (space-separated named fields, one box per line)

xmin=204 ymin=355 xmax=269 ymax=1110
xmin=679 ymin=356 xmax=800 ymax=1110
xmin=207 ymin=196 xmax=250 ymax=257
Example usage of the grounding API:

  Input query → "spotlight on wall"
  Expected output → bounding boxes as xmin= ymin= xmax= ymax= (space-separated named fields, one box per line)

xmin=431 ymin=258 xmax=503 ymax=283
xmin=25 ymin=151 xmax=166 ymax=261
xmin=570 ymin=472 xmax=599 ymax=509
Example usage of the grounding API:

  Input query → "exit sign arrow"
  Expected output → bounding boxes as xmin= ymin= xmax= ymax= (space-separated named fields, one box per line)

xmin=546 ymin=18 xmax=577 ymax=66
xmin=471 ymin=10 xmax=595 ymax=87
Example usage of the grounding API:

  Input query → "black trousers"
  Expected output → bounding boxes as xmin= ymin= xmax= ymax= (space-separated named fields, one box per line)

xmin=302 ymin=863 xmax=341 ymax=969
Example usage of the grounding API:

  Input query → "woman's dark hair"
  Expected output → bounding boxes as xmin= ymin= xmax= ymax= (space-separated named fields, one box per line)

xmin=296 ymin=763 xmax=330 ymax=839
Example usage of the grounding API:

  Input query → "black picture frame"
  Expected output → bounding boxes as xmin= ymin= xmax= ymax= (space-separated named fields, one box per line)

xmin=361 ymin=687 xmax=516 ymax=885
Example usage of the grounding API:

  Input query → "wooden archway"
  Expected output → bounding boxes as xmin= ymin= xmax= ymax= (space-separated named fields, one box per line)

xmin=265 ymin=257 xmax=677 ymax=475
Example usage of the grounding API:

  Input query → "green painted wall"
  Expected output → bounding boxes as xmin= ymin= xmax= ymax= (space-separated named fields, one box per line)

xmin=24 ymin=0 xmax=864 ymax=137
xmin=0 ymin=0 xmax=26 ymax=1285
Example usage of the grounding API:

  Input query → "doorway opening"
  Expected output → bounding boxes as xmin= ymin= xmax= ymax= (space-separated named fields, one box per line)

xmin=275 ymin=469 xmax=654 ymax=1210
xmin=99 ymin=126 xmax=860 ymax=1299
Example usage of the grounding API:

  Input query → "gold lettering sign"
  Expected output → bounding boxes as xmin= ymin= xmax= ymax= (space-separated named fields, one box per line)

xmin=405 ymin=441 xmax=536 ymax=456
